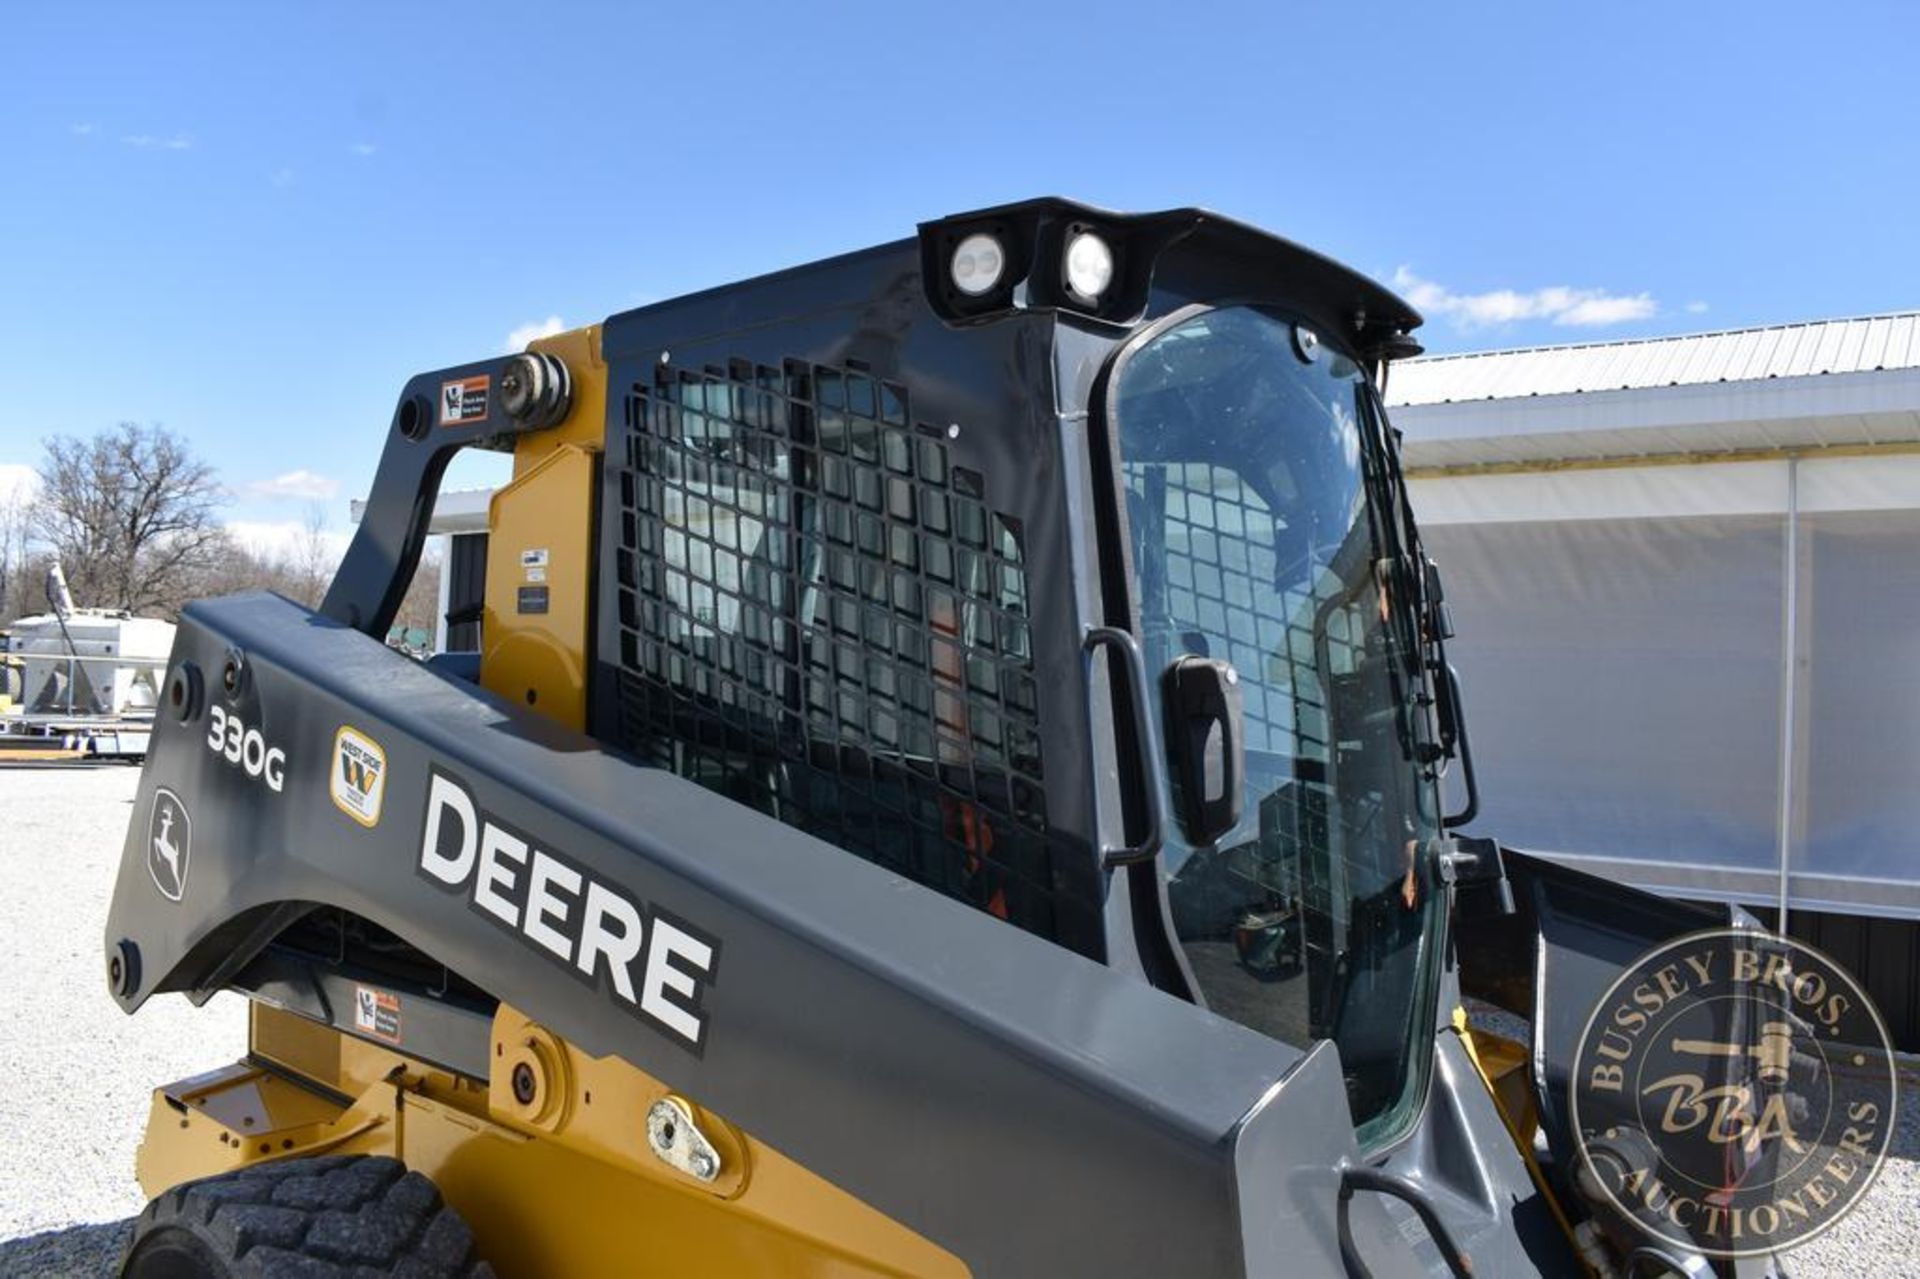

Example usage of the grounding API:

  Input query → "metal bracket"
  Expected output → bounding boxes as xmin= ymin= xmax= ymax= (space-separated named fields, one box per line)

xmin=646 ymin=1096 xmax=721 ymax=1183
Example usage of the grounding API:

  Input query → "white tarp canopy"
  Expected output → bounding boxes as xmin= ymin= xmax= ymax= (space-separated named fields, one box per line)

xmin=1392 ymin=314 xmax=1920 ymax=920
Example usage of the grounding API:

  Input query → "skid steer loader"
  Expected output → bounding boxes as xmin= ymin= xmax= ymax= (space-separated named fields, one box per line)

xmin=103 ymin=199 xmax=1790 ymax=1277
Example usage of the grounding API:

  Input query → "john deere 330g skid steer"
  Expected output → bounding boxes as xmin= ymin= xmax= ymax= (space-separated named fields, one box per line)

xmin=104 ymin=200 xmax=1764 ymax=1277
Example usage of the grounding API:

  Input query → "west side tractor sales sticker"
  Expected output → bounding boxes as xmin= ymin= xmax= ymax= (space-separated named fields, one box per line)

xmin=331 ymin=726 xmax=388 ymax=828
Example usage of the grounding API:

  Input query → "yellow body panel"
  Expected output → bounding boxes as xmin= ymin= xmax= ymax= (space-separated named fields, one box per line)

xmin=478 ymin=325 xmax=609 ymax=730
xmin=480 ymin=443 xmax=597 ymax=727
xmin=137 ymin=1005 xmax=964 ymax=1277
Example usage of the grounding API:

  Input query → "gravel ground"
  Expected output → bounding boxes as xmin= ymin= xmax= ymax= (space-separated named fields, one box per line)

xmin=0 ymin=766 xmax=1909 ymax=1276
xmin=0 ymin=766 xmax=244 ymax=1278
xmin=1468 ymin=1001 xmax=1920 ymax=1275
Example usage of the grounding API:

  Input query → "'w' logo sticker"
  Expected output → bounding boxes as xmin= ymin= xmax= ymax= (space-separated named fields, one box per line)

xmin=330 ymin=726 xmax=388 ymax=828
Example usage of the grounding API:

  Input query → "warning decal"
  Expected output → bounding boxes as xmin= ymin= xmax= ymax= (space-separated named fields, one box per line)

xmin=439 ymin=375 xmax=490 ymax=427
xmin=353 ymin=985 xmax=402 ymax=1043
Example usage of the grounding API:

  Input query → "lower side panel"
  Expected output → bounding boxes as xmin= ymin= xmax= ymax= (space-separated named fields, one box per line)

xmin=137 ymin=1002 xmax=966 ymax=1279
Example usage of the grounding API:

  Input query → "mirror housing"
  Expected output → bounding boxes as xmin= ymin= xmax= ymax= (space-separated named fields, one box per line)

xmin=1162 ymin=657 xmax=1245 ymax=847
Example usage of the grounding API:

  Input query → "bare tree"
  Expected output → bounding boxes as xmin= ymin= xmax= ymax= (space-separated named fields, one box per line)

xmin=288 ymin=502 xmax=336 ymax=608
xmin=393 ymin=547 xmax=443 ymax=644
xmin=31 ymin=423 xmax=225 ymax=615
xmin=0 ymin=481 xmax=35 ymax=623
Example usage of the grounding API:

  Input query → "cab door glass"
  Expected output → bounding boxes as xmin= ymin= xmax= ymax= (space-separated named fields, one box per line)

xmin=1110 ymin=306 xmax=1440 ymax=1144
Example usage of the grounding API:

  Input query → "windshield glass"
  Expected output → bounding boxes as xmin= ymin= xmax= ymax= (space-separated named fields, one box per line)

xmin=1111 ymin=305 xmax=1441 ymax=1144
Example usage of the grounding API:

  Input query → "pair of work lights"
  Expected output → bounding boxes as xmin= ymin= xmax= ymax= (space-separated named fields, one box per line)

xmin=949 ymin=228 xmax=1115 ymax=305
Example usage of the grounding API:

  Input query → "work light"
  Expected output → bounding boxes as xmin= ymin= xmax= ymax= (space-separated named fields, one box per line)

xmin=1063 ymin=231 xmax=1114 ymax=301
xmin=950 ymin=234 xmax=1006 ymax=297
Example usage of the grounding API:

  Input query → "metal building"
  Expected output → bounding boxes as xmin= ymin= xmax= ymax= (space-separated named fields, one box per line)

xmin=1389 ymin=311 xmax=1920 ymax=1043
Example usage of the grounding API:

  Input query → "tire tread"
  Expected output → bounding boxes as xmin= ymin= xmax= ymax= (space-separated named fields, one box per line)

xmin=121 ymin=1155 xmax=492 ymax=1278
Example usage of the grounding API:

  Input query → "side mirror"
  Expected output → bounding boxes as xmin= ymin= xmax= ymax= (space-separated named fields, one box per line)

xmin=1436 ymin=662 xmax=1480 ymax=829
xmin=1162 ymin=656 xmax=1245 ymax=847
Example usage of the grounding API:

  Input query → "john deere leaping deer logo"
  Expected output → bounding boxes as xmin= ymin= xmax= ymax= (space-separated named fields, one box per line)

xmin=147 ymin=787 xmax=191 ymax=902
xmin=1571 ymin=928 xmax=1896 ymax=1258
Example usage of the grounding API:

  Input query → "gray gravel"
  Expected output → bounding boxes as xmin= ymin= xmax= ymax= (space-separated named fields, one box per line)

xmin=1468 ymin=1000 xmax=1920 ymax=1275
xmin=0 ymin=766 xmax=244 ymax=1277
xmin=1779 ymin=1060 xmax=1920 ymax=1276
xmin=0 ymin=767 xmax=1909 ymax=1276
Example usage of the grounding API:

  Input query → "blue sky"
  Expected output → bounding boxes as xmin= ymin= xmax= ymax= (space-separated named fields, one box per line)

xmin=4 ymin=2 xmax=1917 ymax=551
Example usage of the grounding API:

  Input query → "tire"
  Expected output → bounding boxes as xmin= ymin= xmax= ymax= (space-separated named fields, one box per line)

xmin=119 ymin=1155 xmax=494 ymax=1279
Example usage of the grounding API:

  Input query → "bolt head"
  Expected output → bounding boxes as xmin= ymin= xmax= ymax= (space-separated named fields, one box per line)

xmin=220 ymin=649 xmax=246 ymax=696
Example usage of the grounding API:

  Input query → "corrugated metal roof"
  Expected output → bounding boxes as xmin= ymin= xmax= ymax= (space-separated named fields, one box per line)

xmin=1387 ymin=311 xmax=1920 ymax=407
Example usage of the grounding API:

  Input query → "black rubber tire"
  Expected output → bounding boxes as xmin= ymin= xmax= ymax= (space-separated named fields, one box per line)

xmin=119 ymin=1155 xmax=494 ymax=1279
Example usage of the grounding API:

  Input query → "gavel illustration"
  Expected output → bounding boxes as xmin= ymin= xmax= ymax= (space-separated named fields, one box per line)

xmin=1671 ymin=1020 xmax=1795 ymax=1085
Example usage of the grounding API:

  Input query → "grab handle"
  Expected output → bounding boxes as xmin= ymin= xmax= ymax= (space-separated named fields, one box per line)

xmin=1083 ymin=627 xmax=1165 ymax=868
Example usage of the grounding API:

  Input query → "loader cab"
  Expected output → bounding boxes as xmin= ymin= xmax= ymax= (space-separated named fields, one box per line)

xmin=579 ymin=199 xmax=1452 ymax=1150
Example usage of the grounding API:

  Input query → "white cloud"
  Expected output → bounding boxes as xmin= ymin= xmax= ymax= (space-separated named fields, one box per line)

xmin=349 ymin=142 xmax=377 ymax=157
xmin=225 ymin=519 xmax=351 ymax=564
xmin=1555 ymin=294 xmax=1659 ymax=326
xmin=122 ymin=133 xmax=193 ymax=151
xmin=0 ymin=463 xmax=39 ymax=506
xmin=69 ymin=123 xmax=96 ymax=137
xmin=1392 ymin=267 xmax=1657 ymax=331
xmin=1685 ymin=300 xmax=1710 ymax=315
xmin=269 ymin=167 xmax=296 ymax=188
xmin=503 ymin=315 xmax=565 ymax=352
xmin=247 ymin=469 xmax=339 ymax=501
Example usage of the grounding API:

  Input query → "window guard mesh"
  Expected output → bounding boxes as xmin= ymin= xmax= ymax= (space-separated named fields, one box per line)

xmin=612 ymin=357 xmax=1065 ymax=938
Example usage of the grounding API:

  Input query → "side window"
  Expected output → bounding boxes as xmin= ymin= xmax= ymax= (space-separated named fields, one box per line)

xmin=612 ymin=357 xmax=1065 ymax=942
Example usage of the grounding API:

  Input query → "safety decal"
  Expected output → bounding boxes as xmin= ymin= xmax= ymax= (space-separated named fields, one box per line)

xmin=147 ymin=786 xmax=191 ymax=902
xmin=439 ymin=375 xmax=489 ymax=427
xmin=331 ymin=726 xmax=388 ymax=828
xmin=417 ymin=769 xmax=720 ymax=1054
xmin=353 ymin=984 xmax=402 ymax=1044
